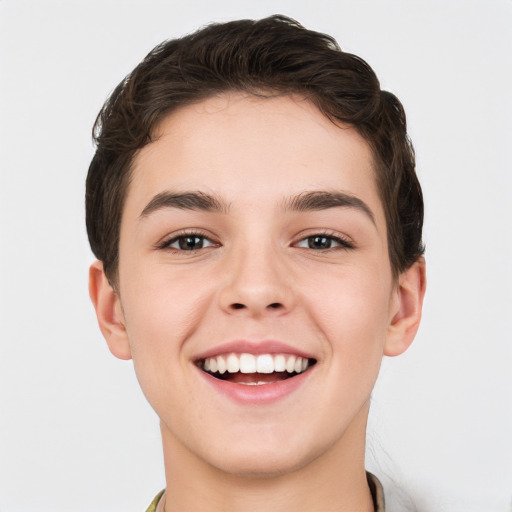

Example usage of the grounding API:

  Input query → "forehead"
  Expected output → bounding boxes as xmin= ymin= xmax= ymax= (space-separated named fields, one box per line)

xmin=127 ymin=93 xmax=384 ymax=227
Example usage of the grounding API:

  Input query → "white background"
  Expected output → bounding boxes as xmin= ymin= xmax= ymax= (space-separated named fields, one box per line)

xmin=0 ymin=1 xmax=511 ymax=511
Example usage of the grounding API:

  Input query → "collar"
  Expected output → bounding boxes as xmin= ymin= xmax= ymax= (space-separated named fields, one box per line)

xmin=367 ymin=471 xmax=386 ymax=512
xmin=147 ymin=472 xmax=385 ymax=512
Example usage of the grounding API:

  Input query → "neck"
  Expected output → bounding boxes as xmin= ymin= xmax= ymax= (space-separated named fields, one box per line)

xmin=159 ymin=403 xmax=374 ymax=512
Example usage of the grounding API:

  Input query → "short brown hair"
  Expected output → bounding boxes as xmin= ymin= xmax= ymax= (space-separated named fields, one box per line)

xmin=86 ymin=15 xmax=424 ymax=285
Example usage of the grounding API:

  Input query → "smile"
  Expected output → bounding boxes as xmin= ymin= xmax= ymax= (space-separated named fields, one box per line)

xmin=199 ymin=353 xmax=315 ymax=386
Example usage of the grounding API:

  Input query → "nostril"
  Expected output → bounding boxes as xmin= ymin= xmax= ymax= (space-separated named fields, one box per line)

xmin=228 ymin=302 xmax=283 ymax=311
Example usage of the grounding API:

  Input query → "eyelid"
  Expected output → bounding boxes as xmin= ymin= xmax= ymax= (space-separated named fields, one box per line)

xmin=155 ymin=229 xmax=219 ymax=251
xmin=293 ymin=230 xmax=355 ymax=249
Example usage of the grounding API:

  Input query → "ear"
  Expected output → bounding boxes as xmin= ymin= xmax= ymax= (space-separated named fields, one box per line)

xmin=88 ymin=260 xmax=132 ymax=360
xmin=384 ymin=257 xmax=426 ymax=357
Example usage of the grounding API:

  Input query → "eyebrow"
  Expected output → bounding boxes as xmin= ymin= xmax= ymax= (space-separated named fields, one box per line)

xmin=139 ymin=189 xmax=375 ymax=225
xmin=140 ymin=191 xmax=229 ymax=218
xmin=282 ymin=190 xmax=376 ymax=225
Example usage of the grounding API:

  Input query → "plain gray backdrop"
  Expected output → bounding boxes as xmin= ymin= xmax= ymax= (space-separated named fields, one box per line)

xmin=0 ymin=1 xmax=511 ymax=511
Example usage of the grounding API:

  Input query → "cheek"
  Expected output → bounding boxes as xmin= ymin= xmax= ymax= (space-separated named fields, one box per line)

xmin=117 ymin=271 xmax=211 ymax=421
xmin=119 ymin=264 xmax=213 ymax=376
xmin=302 ymin=263 xmax=393 ymax=360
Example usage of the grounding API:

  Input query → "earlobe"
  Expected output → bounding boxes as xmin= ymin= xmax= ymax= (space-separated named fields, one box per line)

xmin=384 ymin=257 xmax=426 ymax=357
xmin=88 ymin=260 xmax=132 ymax=360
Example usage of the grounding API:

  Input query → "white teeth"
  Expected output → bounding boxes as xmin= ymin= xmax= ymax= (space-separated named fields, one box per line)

xmin=202 ymin=353 xmax=311 ymax=375
xmin=226 ymin=353 xmax=240 ymax=373
xmin=240 ymin=381 xmax=274 ymax=386
xmin=274 ymin=354 xmax=286 ymax=372
xmin=217 ymin=355 xmax=227 ymax=374
xmin=256 ymin=354 xmax=274 ymax=374
xmin=240 ymin=353 xmax=257 ymax=373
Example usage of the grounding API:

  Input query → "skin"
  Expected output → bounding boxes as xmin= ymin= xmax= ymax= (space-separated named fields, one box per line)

xmin=90 ymin=93 xmax=426 ymax=512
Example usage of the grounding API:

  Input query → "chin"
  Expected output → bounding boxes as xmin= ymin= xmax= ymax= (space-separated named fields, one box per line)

xmin=202 ymin=435 xmax=324 ymax=479
xmin=213 ymin=455 xmax=310 ymax=479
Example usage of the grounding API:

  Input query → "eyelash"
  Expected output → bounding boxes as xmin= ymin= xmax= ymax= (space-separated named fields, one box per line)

xmin=294 ymin=232 xmax=354 ymax=251
xmin=156 ymin=230 xmax=218 ymax=253
xmin=156 ymin=230 xmax=354 ymax=253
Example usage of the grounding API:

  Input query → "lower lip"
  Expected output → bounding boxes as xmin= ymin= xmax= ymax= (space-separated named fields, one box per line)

xmin=197 ymin=367 xmax=314 ymax=405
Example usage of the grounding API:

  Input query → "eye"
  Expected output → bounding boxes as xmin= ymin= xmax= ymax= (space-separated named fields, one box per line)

xmin=159 ymin=233 xmax=217 ymax=251
xmin=295 ymin=234 xmax=353 ymax=250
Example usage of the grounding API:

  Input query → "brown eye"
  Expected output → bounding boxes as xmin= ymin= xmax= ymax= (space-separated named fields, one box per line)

xmin=307 ymin=236 xmax=332 ymax=249
xmin=177 ymin=235 xmax=204 ymax=250
xmin=161 ymin=234 xmax=216 ymax=251
xmin=295 ymin=234 xmax=354 ymax=250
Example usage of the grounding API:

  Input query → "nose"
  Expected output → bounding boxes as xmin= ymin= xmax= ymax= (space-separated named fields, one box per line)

xmin=218 ymin=243 xmax=294 ymax=317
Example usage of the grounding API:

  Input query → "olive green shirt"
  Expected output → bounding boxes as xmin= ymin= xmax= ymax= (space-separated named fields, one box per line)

xmin=145 ymin=490 xmax=165 ymax=512
xmin=145 ymin=472 xmax=385 ymax=511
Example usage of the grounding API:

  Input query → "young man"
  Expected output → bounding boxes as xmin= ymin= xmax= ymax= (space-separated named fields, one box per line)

xmin=87 ymin=15 xmax=426 ymax=512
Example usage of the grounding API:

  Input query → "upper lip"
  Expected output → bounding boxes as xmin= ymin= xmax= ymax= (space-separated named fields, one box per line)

xmin=193 ymin=340 xmax=316 ymax=362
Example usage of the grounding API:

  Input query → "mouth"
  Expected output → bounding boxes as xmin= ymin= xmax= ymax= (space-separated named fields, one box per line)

xmin=197 ymin=353 xmax=317 ymax=386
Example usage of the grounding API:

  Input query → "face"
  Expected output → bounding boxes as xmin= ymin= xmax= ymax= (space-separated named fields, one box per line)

xmin=105 ymin=93 xmax=409 ymax=476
